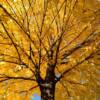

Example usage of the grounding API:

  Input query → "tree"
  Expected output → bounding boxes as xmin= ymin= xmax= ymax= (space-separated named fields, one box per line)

xmin=0 ymin=0 xmax=100 ymax=100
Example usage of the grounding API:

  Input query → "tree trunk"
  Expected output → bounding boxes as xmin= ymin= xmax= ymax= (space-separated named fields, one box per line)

xmin=39 ymin=64 xmax=56 ymax=100
xmin=40 ymin=83 xmax=55 ymax=100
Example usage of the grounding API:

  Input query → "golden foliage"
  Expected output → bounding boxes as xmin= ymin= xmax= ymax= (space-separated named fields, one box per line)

xmin=0 ymin=0 xmax=100 ymax=100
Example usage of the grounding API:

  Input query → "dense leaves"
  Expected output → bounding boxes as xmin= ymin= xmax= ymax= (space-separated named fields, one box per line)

xmin=0 ymin=0 xmax=100 ymax=100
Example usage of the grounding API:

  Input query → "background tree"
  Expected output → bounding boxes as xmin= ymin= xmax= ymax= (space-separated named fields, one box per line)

xmin=0 ymin=0 xmax=100 ymax=100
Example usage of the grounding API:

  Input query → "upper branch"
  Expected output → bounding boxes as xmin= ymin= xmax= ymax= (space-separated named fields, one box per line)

xmin=55 ymin=34 xmax=100 ymax=82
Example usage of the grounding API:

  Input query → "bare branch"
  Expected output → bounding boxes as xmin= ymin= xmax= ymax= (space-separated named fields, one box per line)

xmin=58 ymin=49 xmax=100 ymax=82
xmin=0 ymin=74 xmax=36 ymax=82
xmin=1 ymin=23 xmax=21 ymax=62
xmin=18 ymin=84 xmax=39 ymax=93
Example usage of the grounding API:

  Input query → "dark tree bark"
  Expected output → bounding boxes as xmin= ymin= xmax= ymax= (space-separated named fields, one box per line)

xmin=39 ymin=64 xmax=56 ymax=100
xmin=40 ymin=83 xmax=55 ymax=100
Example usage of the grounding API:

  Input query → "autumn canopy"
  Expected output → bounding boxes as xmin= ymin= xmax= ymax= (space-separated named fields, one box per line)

xmin=0 ymin=0 xmax=100 ymax=100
